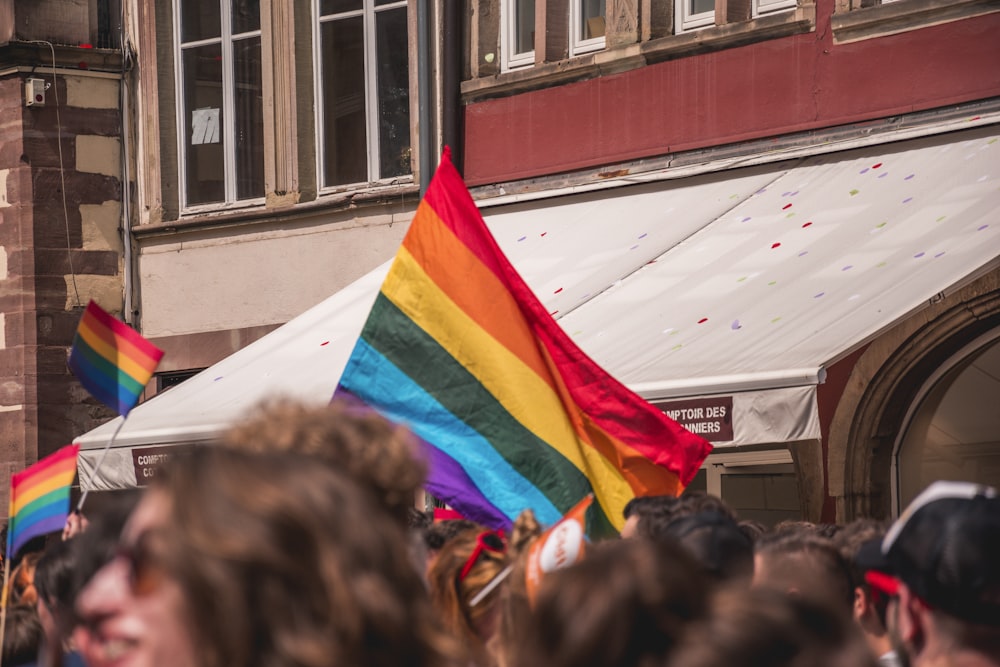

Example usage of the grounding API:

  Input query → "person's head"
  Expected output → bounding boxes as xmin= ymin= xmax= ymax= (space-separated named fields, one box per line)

xmin=622 ymin=493 xmax=737 ymax=540
xmin=862 ymin=482 xmax=1000 ymax=666
xmin=621 ymin=494 xmax=680 ymax=538
xmin=223 ymin=397 xmax=427 ymax=526
xmin=517 ymin=538 xmax=709 ymax=667
xmin=662 ymin=510 xmax=754 ymax=583
xmin=9 ymin=551 xmax=42 ymax=606
xmin=753 ymin=533 xmax=854 ymax=613
xmin=34 ymin=537 xmax=79 ymax=649
xmin=835 ymin=520 xmax=890 ymax=628
xmin=427 ymin=527 xmax=509 ymax=665
xmin=76 ymin=447 xmax=455 ymax=667
xmin=668 ymin=585 xmax=877 ymax=667
xmin=737 ymin=519 xmax=767 ymax=546
xmin=493 ymin=509 xmax=543 ymax=667
xmin=2 ymin=604 xmax=43 ymax=666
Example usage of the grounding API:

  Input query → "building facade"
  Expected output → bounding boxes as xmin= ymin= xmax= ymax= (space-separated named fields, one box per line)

xmin=1 ymin=0 xmax=439 ymax=513
xmin=0 ymin=0 xmax=129 ymax=510
xmin=459 ymin=0 xmax=1000 ymax=524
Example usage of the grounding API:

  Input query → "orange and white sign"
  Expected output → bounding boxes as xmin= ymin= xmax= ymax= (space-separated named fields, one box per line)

xmin=525 ymin=494 xmax=593 ymax=605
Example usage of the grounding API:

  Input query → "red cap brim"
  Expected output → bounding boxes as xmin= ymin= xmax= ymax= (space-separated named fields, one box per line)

xmin=865 ymin=570 xmax=900 ymax=597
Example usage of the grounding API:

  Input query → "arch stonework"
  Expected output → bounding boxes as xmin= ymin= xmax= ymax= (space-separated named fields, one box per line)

xmin=827 ymin=267 xmax=1000 ymax=523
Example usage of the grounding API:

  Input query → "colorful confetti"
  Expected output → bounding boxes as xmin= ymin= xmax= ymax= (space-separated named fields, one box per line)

xmin=850 ymin=189 xmax=860 ymax=196
xmin=731 ymin=320 xmax=742 ymax=330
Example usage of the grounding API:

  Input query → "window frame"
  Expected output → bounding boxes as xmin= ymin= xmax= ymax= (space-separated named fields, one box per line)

xmin=313 ymin=0 xmax=412 ymax=192
xmin=502 ymin=0 xmax=536 ymax=71
xmin=752 ymin=0 xmax=797 ymax=19
xmin=568 ymin=0 xmax=606 ymax=57
xmin=173 ymin=0 xmax=266 ymax=212
xmin=675 ymin=0 xmax=716 ymax=34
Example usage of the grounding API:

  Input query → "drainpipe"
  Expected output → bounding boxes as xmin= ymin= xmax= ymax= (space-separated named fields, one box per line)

xmin=417 ymin=0 xmax=434 ymax=196
xmin=441 ymin=0 xmax=462 ymax=175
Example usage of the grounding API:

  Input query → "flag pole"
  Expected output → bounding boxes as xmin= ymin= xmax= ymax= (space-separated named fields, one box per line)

xmin=0 ymin=538 xmax=12 ymax=657
xmin=76 ymin=416 xmax=128 ymax=512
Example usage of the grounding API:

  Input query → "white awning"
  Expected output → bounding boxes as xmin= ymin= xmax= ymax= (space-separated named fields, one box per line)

xmin=76 ymin=124 xmax=1000 ymax=489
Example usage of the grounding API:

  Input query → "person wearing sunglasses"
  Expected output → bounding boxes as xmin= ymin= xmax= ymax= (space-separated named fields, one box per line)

xmin=74 ymin=447 xmax=459 ymax=667
xmin=428 ymin=527 xmax=509 ymax=666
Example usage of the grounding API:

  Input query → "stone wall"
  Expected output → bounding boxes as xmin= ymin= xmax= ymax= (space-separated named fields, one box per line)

xmin=0 ymin=70 xmax=123 ymax=517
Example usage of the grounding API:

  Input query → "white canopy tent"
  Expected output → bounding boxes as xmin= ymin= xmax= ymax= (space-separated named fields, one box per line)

xmin=77 ymin=124 xmax=1000 ymax=490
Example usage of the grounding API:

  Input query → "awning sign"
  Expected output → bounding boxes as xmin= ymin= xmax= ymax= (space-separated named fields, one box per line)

xmin=131 ymin=445 xmax=176 ymax=485
xmin=657 ymin=396 xmax=733 ymax=442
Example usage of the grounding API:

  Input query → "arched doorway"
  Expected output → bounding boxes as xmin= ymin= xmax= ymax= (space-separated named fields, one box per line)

xmin=892 ymin=332 xmax=1000 ymax=513
xmin=830 ymin=270 xmax=1000 ymax=523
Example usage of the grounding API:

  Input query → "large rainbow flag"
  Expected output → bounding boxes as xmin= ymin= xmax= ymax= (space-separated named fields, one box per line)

xmin=68 ymin=301 xmax=164 ymax=416
xmin=335 ymin=148 xmax=711 ymax=536
xmin=7 ymin=445 xmax=80 ymax=559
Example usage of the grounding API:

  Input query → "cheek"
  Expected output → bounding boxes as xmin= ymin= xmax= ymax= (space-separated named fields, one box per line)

xmin=146 ymin=581 xmax=200 ymax=667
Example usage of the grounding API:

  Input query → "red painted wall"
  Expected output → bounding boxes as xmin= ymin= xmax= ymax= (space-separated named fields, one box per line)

xmin=463 ymin=0 xmax=1000 ymax=185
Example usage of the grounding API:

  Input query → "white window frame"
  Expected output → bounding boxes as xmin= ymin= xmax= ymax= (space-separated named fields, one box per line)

xmin=173 ymin=1 xmax=265 ymax=212
xmin=569 ymin=0 xmax=606 ymax=57
xmin=752 ymin=0 xmax=797 ymax=19
xmin=313 ymin=0 xmax=411 ymax=191
xmin=675 ymin=0 xmax=716 ymax=34
xmin=502 ymin=0 xmax=536 ymax=71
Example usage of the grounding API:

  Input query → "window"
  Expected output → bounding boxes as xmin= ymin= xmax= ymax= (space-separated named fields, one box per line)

xmin=676 ymin=0 xmax=716 ymax=32
xmin=175 ymin=0 xmax=265 ymax=208
xmin=753 ymin=0 xmax=797 ymax=18
xmin=699 ymin=449 xmax=802 ymax=527
xmin=569 ymin=0 xmax=605 ymax=56
xmin=316 ymin=0 xmax=412 ymax=189
xmin=502 ymin=0 xmax=536 ymax=71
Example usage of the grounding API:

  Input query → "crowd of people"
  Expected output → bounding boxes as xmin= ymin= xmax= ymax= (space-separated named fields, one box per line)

xmin=1 ymin=398 xmax=998 ymax=667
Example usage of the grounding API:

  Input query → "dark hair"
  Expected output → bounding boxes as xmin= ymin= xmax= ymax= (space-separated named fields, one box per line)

xmin=737 ymin=519 xmax=767 ymax=545
xmin=754 ymin=534 xmax=854 ymax=612
xmin=834 ymin=519 xmax=889 ymax=627
xmin=516 ymin=539 xmax=709 ymax=667
xmin=424 ymin=519 xmax=480 ymax=552
xmin=153 ymin=447 xmax=457 ymax=667
xmin=630 ymin=493 xmax=738 ymax=541
xmin=69 ymin=491 xmax=142 ymax=614
xmin=622 ymin=495 xmax=680 ymax=520
xmin=663 ymin=511 xmax=754 ymax=582
xmin=669 ymin=586 xmax=876 ymax=667
xmin=2 ymin=604 xmax=43 ymax=666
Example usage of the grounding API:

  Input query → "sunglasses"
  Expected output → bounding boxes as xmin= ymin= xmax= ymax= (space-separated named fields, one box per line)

xmin=115 ymin=532 xmax=166 ymax=596
xmin=459 ymin=530 xmax=506 ymax=581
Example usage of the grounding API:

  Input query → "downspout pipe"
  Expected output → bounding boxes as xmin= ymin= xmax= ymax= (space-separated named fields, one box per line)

xmin=417 ymin=0 xmax=434 ymax=196
xmin=441 ymin=0 xmax=462 ymax=175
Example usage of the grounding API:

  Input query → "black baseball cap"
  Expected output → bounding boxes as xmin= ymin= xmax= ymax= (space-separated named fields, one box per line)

xmin=863 ymin=481 xmax=1000 ymax=626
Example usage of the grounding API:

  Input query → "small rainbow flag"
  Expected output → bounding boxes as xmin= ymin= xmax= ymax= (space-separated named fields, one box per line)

xmin=335 ymin=148 xmax=711 ymax=537
xmin=68 ymin=301 xmax=164 ymax=416
xmin=6 ymin=445 xmax=80 ymax=559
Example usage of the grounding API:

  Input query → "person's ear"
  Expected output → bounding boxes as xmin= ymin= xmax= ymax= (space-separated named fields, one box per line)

xmin=895 ymin=583 xmax=926 ymax=647
xmin=853 ymin=586 xmax=868 ymax=621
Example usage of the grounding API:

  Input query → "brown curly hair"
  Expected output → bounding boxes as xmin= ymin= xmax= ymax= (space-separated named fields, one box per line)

xmin=151 ymin=447 xmax=459 ymax=667
xmin=222 ymin=397 xmax=427 ymax=526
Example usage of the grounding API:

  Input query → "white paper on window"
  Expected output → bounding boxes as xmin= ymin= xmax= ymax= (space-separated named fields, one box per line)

xmin=191 ymin=108 xmax=221 ymax=145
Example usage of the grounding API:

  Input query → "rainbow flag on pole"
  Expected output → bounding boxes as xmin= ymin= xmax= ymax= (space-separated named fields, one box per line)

xmin=68 ymin=301 xmax=164 ymax=416
xmin=335 ymin=148 xmax=711 ymax=536
xmin=6 ymin=445 xmax=80 ymax=559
